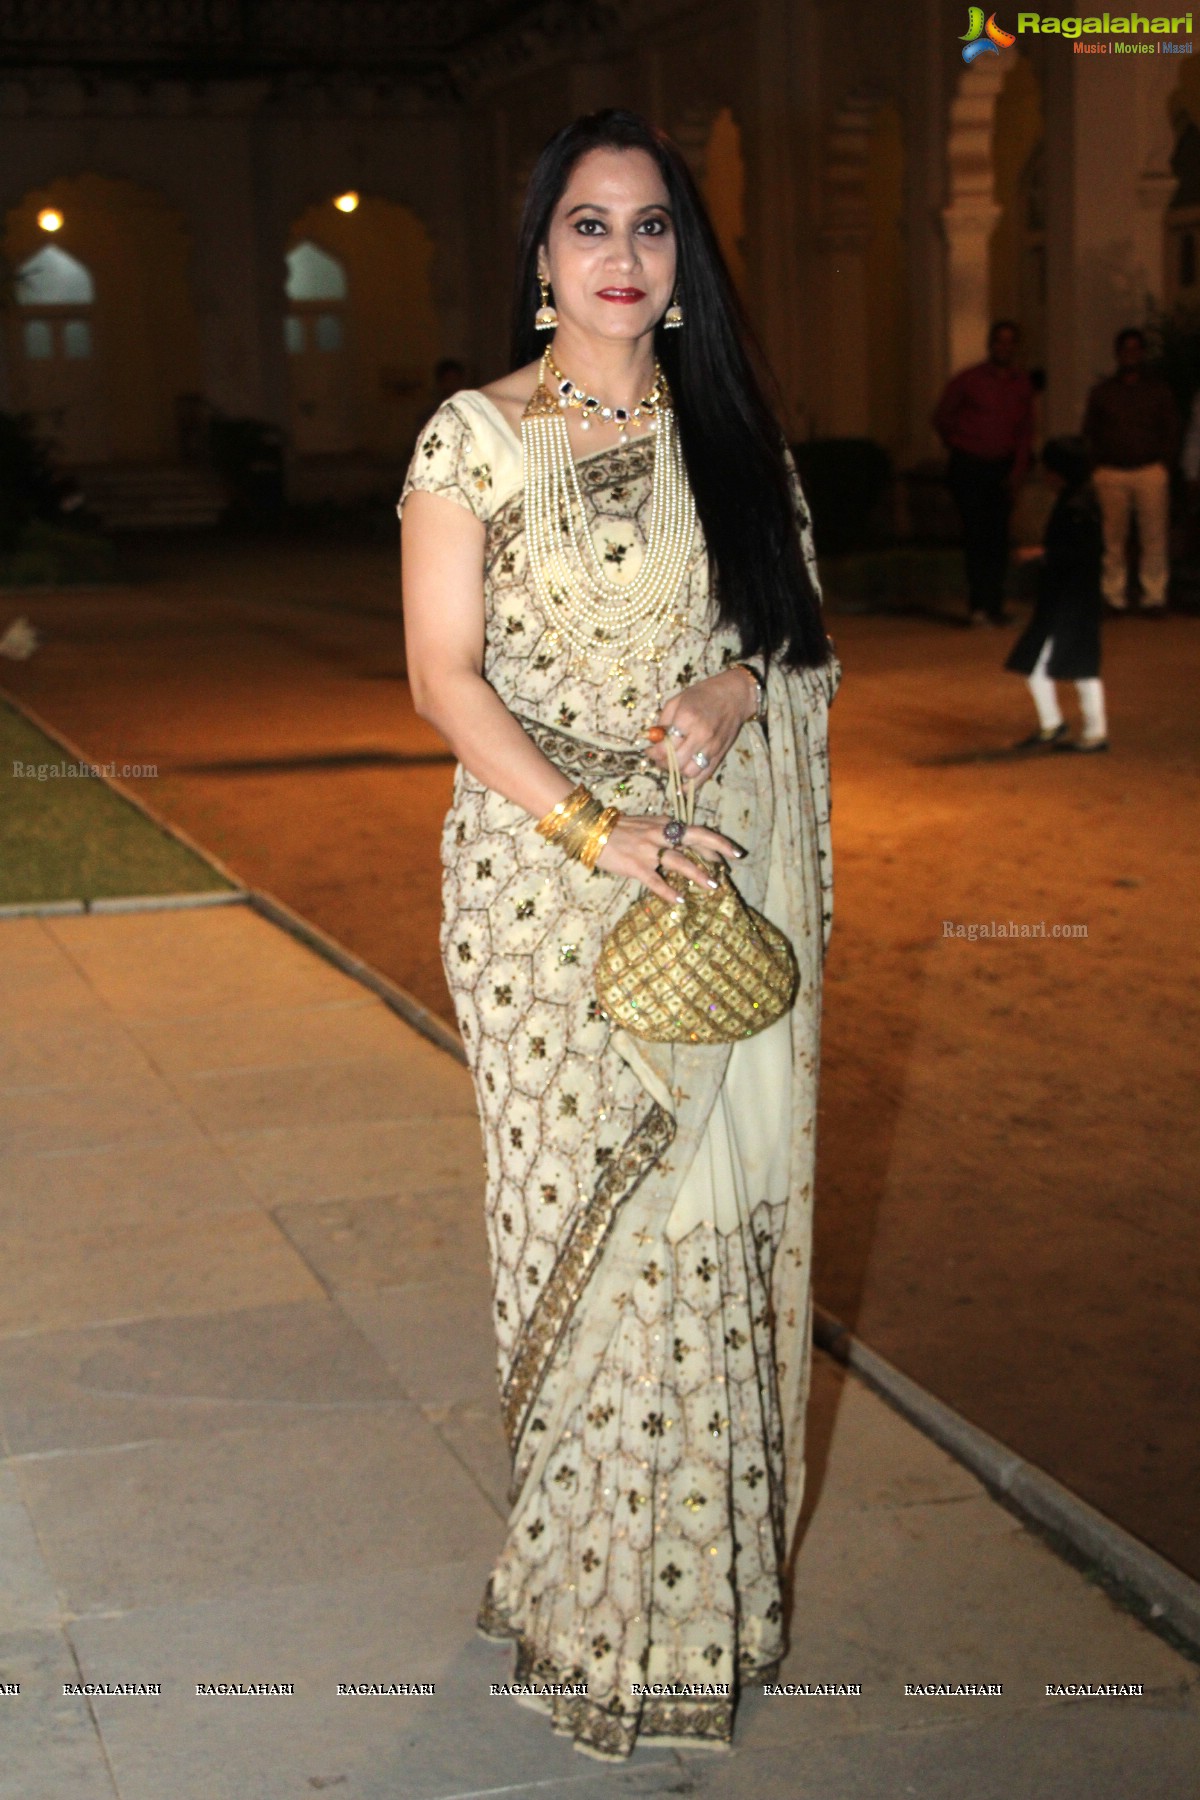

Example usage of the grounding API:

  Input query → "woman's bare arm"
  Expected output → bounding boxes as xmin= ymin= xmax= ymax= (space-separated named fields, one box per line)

xmin=401 ymin=488 xmax=742 ymax=900
xmin=402 ymin=488 xmax=572 ymax=818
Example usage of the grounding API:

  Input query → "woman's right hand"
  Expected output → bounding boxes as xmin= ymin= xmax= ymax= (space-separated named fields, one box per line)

xmin=595 ymin=812 xmax=744 ymax=905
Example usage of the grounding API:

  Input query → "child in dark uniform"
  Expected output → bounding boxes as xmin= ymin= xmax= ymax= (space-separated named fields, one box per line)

xmin=1007 ymin=435 xmax=1108 ymax=753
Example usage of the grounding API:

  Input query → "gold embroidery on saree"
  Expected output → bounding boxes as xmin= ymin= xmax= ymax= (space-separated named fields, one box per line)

xmin=510 ymin=714 xmax=650 ymax=785
xmin=500 ymin=1099 xmax=675 ymax=1450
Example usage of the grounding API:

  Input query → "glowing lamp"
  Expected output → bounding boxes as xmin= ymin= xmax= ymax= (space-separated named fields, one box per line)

xmin=38 ymin=209 xmax=63 ymax=232
xmin=333 ymin=192 xmax=359 ymax=214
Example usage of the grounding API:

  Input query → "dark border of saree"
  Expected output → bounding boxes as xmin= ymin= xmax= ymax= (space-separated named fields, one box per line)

xmin=478 ymin=1578 xmax=781 ymax=1758
xmin=498 ymin=714 xmax=673 ymax=1455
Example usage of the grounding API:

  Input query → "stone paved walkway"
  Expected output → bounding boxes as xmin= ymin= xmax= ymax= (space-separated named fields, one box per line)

xmin=1 ymin=902 xmax=1196 ymax=1799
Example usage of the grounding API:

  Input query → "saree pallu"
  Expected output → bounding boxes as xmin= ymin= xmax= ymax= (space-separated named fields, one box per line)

xmin=440 ymin=662 xmax=837 ymax=1761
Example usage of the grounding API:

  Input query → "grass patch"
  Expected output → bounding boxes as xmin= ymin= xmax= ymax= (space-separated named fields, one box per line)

xmin=0 ymin=520 xmax=116 ymax=587
xmin=0 ymin=698 xmax=236 ymax=906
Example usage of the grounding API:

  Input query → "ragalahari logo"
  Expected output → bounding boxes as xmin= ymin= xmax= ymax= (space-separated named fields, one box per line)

xmin=961 ymin=7 xmax=1017 ymax=59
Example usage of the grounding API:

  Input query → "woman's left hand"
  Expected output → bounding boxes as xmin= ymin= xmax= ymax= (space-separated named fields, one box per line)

xmin=644 ymin=667 xmax=756 ymax=786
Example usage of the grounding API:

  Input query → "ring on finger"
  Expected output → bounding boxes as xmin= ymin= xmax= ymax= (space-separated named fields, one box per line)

xmin=666 ymin=724 xmax=684 ymax=740
xmin=663 ymin=818 xmax=686 ymax=847
xmin=692 ymin=748 xmax=710 ymax=771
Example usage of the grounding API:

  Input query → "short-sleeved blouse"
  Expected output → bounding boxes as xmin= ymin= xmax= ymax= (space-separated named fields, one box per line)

xmin=399 ymin=388 xmax=748 ymax=749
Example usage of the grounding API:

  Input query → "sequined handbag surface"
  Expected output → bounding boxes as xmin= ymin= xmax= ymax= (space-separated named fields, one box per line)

xmin=594 ymin=738 xmax=798 ymax=1044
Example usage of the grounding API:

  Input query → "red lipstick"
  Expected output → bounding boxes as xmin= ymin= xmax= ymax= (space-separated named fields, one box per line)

xmin=597 ymin=287 xmax=645 ymax=303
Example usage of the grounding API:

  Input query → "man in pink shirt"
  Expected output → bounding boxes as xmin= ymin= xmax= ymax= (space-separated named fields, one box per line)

xmin=934 ymin=320 xmax=1035 ymax=625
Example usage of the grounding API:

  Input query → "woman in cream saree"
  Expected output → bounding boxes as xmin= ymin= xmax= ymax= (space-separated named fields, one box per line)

xmin=400 ymin=111 xmax=839 ymax=1761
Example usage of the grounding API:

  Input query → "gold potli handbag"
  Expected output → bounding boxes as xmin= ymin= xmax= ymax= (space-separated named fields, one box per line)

xmin=595 ymin=736 xmax=799 ymax=1044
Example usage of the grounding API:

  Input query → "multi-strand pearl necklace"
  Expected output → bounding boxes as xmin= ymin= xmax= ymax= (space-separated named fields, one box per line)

xmin=521 ymin=351 xmax=696 ymax=681
xmin=543 ymin=347 xmax=667 ymax=437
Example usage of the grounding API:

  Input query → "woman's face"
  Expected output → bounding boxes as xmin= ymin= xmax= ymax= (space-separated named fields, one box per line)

xmin=539 ymin=146 xmax=676 ymax=345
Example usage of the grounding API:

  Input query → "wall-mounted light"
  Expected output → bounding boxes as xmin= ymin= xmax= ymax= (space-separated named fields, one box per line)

xmin=37 ymin=208 xmax=64 ymax=232
xmin=333 ymin=192 xmax=359 ymax=214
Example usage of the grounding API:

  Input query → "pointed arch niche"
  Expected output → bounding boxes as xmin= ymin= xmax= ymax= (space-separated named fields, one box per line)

xmin=3 ymin=174 xmax=202 ymax=465
xmin=284 ymin=196 xmax=438 ymax=459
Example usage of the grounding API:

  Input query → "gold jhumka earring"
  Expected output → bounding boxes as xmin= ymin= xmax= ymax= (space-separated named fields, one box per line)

xmin=535 ymin=276 xmax=558 ymax=331
xmin=663 ymin=287 xmax=683 ymax=329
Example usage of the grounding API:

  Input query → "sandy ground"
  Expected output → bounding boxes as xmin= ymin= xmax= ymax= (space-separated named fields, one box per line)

xmin=3 ymin=533 xmax=1197 ymax=1579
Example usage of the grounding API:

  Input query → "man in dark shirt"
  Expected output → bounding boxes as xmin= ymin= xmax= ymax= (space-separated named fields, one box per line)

xmin=1082 ymin=327 xmax=1179 ymax=613
xmin=933 ymin=320 xmax=1035 ymax=625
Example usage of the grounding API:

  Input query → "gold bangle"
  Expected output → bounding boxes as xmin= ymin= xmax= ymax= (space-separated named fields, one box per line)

xmin=579 ymin=805 xmax=621 ymax=871
xmin=536 ymin=783 xmax=594 ymax=842
xmin=536 ymin=783 xmax=617 ymax=868
xmin=558 ymin=803 xmax=606 ymax=862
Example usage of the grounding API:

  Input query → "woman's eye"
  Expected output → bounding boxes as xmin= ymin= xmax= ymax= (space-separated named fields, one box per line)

xmin=639 ymin=217 xmax=669 ymax=235
xmin=574 ymin=218 xmax=605 ymax=235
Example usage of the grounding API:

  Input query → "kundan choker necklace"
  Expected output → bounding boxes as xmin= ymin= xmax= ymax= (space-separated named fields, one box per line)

xmin=521 ymin=350 xmax=696 ymax=680
xmin=542 ymin=347 xmax=667 ymax=436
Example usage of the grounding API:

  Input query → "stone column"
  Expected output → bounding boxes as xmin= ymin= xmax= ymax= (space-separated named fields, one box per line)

xmin=818 ymin=98 xmax=876 ymax=438
xmin=1044 ymin=55 xmax=1177 ymax=435
xmin=185 ymin=101 xmax=283 ymax=426
xmin=942 ymin=56 xmax=1006 ymax=378
xmin=744 ymin=0 xmax=815 ymax=439
xmin=902 ymin=0 xmax=952 ymax=463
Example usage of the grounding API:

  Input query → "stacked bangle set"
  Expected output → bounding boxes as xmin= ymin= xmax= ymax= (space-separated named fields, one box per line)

xmin=535 ymin=784 xmax=621 ymax=871
xmin=535 ymin=668 xmax=765 ymax=869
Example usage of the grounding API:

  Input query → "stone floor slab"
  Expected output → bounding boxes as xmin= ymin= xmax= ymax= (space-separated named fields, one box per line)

xmin=126 ymin=996 xmax=407 ymax=1076
xmin=17 ymin=1407 xmax=503 ymax=1615
xmin=0 ymin=1299 xmax=403 ymax=1456
xmin=0 ymin=1209 xmax=323 ymax=1338
xmin=0 ymin=1071 xmax=206 ymax=1158
xmin=418 ymin=1399 xmax=510 ymax=1522
xmin=0 ymin=1465 xmax=63 ymax=1632
xmin=273 ymin=1191 xmax=490 ymax=1292
xmin=0 ymin=1015 xmax=154 ymax=1089
xmin=0 ymin=1137 xmax=260 ymax=1236
xmin=0 ymin=922 xmax=112 ymax=1026
xmin=220 ymin=1117 xmax=485 ymax=1207
xmin=47 ymin=907 xmax=357 ymax=1018
xmin=175 ymin=1050 xmax=475 ymax=1137
xmin=801 ymin=1364 xmax=982 ymax=1514
xmin=64 ymin=1563 xmax=675 ymax=1800
xmin=0 ymin=1627 xmax=119 ymax=1800
xmin=339 ymin=1281 xmax=499 ymax=1411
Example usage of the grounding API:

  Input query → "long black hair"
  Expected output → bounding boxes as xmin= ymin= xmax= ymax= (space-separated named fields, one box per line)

xmin=511 ymin=109 xmax=830 ymax=671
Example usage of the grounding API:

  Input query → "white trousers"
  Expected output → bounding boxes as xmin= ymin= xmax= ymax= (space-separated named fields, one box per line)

xmin=1092 ymin=462 xmax=1169 ymax=608
xmin=1028 ymin=637 xmax=1107 ymax=743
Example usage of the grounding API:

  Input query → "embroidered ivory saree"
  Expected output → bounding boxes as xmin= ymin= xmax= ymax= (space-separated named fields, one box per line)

xmin=400 ymin=390 xmax=839 ymax=1760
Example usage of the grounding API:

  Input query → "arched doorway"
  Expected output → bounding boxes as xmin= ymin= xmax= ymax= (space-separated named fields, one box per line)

xmin=10 ymin=244 xmax=106 ymax=462
xmin=2 ymin=174 xmax=203 ymax=470
xmin=284 ymin=195 xmax=439 ymax=464
xmin=285 ymin=241 xmax=352 ymax=455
